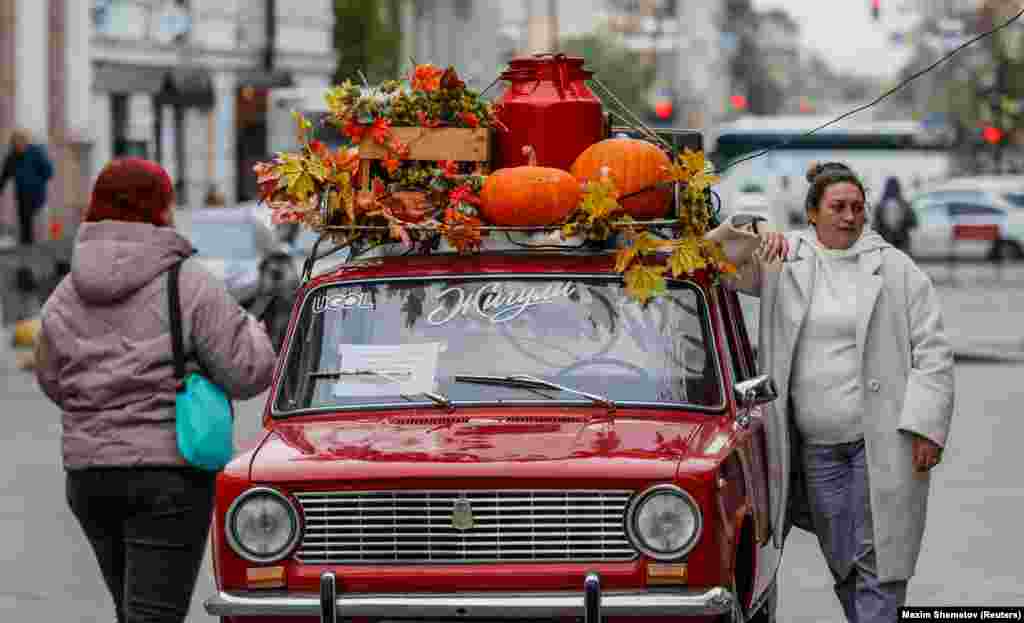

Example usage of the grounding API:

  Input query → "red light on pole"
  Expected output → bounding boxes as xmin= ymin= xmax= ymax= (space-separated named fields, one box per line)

xmin=655 ymin=99 xmax=674 ymax=120
xmin=730 ymin=95 xmax=748 ymax=111
xmin=871 ymin=0 xmax=880 ymax=21
xmin=983 ymin=125 xmax=1003 ymax=144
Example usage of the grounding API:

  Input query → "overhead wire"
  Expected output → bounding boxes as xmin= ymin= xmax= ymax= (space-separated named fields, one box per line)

xmin=719 ymin=6 xmax=1024 ymax=174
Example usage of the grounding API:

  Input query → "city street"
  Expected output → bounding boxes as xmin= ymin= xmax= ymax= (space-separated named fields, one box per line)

xmin=1 ymin=265 xmax=1023 ymax=622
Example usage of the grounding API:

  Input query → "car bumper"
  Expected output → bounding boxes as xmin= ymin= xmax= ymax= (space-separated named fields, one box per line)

xmin=205 ymin=572 xmax=735 ymax=621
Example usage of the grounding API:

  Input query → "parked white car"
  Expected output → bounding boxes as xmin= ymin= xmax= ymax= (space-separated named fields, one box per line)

xmin=174 ymin=204 xmax=291 ymax=301
xmin=907 ymin=176 xmax=1024 ymax=261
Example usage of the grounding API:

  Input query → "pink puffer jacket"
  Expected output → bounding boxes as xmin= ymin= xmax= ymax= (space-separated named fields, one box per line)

xmin=35 ymin=221 xmax=277 ymax=470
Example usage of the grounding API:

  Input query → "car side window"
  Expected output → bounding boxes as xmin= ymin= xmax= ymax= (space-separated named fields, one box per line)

xmin=716 ymin=285 xmax=756 ymax=381
xmin=948 ymin=202 xmax=1003 ymax=218
xmin=928 ymin=190 xmax=986 ymax=204
xmin=911 ymin=197 xmax=950 ymax=225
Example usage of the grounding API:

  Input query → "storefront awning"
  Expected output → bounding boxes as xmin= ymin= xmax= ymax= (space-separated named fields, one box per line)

xmin=93 ymin=63 xmax=166 ymax=94
xmin=92 ymin=63 xmax=215 ymax=109
xmin=157 ymin=68 xmax=215 ymax=109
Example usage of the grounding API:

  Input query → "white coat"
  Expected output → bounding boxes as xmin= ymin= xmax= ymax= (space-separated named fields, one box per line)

xmin=707 ymin=218 xmax=956 ymax=582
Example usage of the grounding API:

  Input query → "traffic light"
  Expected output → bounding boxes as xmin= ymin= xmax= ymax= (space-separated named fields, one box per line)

xmin=983 ymin=125 xmax=1004 ymax=145
xmin=655 ymin=99 xmax=674 ymax=121
xmin=871 ymin=0 xmax=880 ymax=21
xmin=730 ymin=95 xmax=748 ymax=111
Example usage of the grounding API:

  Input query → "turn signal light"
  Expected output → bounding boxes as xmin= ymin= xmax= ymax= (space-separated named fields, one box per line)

xmin=646 ymin=562 xmax=688 ymax=585
xmin=246 ymin=565 xmax=286 ymax=589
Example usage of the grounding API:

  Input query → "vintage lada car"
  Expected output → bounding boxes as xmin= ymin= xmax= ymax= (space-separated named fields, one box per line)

xmin=203 ymin=242 xmax=782 ymax=623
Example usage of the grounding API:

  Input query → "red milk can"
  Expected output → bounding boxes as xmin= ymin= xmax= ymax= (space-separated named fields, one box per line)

xmin=493 ymin=54 xmax=606 ymax=172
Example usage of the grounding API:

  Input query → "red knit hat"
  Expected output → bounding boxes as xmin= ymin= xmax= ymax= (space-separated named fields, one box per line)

xmin=85 ymin=158 xmax=175 ymax=226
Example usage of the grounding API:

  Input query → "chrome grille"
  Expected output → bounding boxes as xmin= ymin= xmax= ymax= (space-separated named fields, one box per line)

xmin=294 ymin=490 xmax=637 ymax=564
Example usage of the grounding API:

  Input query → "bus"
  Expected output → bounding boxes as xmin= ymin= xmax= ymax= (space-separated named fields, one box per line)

xmin=710 ymin=115 xmax=956 ymax=229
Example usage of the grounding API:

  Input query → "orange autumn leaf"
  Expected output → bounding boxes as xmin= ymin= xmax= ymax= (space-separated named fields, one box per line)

xmin=370 ymin=117 xmax=392 ymax=145
xmin=411 ymin=64 xmax=443 ymax=92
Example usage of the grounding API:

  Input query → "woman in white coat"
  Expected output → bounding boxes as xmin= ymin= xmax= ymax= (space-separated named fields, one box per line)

xmin=710 ymin=162 xmax=955 ymax=621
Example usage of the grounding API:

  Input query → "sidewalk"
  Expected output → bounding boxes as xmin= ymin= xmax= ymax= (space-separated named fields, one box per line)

xmin=0 ymin=239 xmax=72 ymax=326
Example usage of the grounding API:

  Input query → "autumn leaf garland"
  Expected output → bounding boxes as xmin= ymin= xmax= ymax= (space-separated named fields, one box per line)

xmin=560 ymin=150 xmax=736 ymax=304
xmin=254 ymin=62 xmax=735 ymax=303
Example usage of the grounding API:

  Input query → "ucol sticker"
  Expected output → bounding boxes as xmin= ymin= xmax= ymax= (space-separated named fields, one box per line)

xmin=427 ymin=282 xmax=578 ymax=325
xmin=311 ymin=290 xmax=375 ymax=314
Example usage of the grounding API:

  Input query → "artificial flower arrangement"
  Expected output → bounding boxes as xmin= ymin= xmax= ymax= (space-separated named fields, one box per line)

xmin=253 ymin=62 xmax=733 ymax=303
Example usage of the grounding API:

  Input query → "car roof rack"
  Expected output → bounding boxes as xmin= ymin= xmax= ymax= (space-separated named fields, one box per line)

xmin=298 ymin=218 xmax=692 ymax=284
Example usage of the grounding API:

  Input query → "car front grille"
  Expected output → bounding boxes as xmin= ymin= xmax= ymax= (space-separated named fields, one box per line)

xmin=293 ymin=490 xmax=637 ymax=564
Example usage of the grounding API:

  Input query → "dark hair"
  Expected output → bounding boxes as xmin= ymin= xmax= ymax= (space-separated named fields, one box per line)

xmin=804 ymin=162 xmax=866 ymax=212
xmin=85 ymin=158 xmax=175 ymax=226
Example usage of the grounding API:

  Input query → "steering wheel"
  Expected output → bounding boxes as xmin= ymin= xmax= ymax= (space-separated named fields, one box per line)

xmin=556 ymin=357 xmax=654 ymax=384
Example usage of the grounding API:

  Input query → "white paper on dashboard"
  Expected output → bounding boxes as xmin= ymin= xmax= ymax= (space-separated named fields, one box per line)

xmin=333 ymin=343 xmax=442 ymax=397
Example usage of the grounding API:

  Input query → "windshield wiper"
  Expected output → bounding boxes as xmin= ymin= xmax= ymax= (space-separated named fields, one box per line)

xmin=308 ymin=369 xmax=454 ymax=412
xmin=453 ymin=374 xmax=617 ymax=415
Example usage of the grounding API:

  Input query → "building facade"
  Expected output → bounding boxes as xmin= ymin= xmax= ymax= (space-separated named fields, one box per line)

xmin=0 ymin=0 xmax=335 ymax=241
xmin=401 ymin=0 xmax=503 ymax=91
xmin=90 ymin=0 xmax=335 ymax=212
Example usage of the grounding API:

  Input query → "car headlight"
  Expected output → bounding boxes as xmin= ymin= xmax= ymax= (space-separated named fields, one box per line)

xmin=226 ymin=487 xmax=302 ymax=563
xmin=626 ymin=485 xmax=702 ymax=560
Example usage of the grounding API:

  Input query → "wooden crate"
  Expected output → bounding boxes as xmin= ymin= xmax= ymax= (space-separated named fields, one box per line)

xmin=357 ymin=127 xmax=492 ymax=192
xmin=359 ymin=127 xmax=491 ymax=162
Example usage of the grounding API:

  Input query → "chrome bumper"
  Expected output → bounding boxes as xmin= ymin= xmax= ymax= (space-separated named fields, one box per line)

xmin=204 ymin=571 xmax=735 ymax=620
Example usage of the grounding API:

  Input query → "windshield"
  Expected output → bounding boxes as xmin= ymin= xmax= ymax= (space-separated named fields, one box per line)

xmin=187 ymin=221 xmax=260 ymax=259
xmin=273 ymin=277 xmax=723 ymax=414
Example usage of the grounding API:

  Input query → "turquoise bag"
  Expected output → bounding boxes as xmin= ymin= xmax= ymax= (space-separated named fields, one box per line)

xmin=168 ymin=261 xmax=235 ymax=471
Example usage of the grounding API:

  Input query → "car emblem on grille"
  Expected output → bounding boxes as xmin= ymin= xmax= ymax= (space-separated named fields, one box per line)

xmin=451 ymin=498 xmax=474 ymax=531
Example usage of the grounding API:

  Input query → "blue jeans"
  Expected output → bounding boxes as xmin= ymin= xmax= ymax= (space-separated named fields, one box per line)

xmin=803 ymin=440 xmax=908 ymax=622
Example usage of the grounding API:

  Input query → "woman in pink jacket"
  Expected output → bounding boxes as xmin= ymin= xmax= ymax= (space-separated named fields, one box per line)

xmin=34 ymin=158 xmax=277 ymax=623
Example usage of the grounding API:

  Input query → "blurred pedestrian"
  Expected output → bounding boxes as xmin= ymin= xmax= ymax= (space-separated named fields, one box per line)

xmin=873 ymin=176 xmax=917 ymax=252
xmin=241 ymin=250 xmax=299 ymax=352
xmin=32 ymin=158 xmax=276 ymax=623
xmin=773 ymin=175 xmax=804 ymax=229
xmin=712 ymin=161 xmax=955 ymax=621
xmin=0 ymin=129 xmax=54 ymax=245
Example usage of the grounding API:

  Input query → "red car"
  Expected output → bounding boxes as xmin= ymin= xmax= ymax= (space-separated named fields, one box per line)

xmin=204 ymin=245 xmax=781 ymax=623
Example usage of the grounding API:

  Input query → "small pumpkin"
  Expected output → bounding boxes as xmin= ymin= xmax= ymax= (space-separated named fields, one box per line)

xmin=480 ymin=146 xmax=581 ymax=227
xmin=570 ymin=138 xmax=672 ymax=220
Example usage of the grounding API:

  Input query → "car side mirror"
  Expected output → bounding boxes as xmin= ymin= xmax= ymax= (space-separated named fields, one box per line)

xmin=734 ymin=374 xmax=778 ymax=410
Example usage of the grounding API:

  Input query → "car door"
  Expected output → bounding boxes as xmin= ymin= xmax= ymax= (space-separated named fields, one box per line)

xmin=908 ymin=194 xmax=952 ymax=260
xmin=716 ymin=286 xmax=778 ymax=601
xmin=948 ymin=200 xmax=1006 ymax=260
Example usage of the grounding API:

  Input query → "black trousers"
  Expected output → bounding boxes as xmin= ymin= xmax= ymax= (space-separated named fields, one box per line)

xmin=16 ymin=192 xmax=43 ymax=245
xmin=66 ymin=467 xmax=216 ymax=623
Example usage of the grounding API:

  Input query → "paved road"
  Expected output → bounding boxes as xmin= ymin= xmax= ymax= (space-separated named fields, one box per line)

xmin=2 ymin=270 xmax=1023 ymax=621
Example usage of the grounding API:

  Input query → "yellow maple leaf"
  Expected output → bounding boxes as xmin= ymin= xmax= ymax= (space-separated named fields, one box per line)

xmin=580 ymin=178 xmax=621 ymax=222
xmin=287 ymin=171 xmax=316 ymax=201
xmin=305 ymin=156 xmax=328 ymax=182
xmin=633 ymin=232 xmax=668 ymax=255
xmin=669 ymin=238 xmax=708 ymax=277
xmin=662 ymin=159 xmax=691 ymax=185
xmin=680 ymin=148 xmax=705 ymax=175
xmin=614 ymin=246 xmax=638 ymax=273
xmin=624 ymin=264 xmax=668 ymax=305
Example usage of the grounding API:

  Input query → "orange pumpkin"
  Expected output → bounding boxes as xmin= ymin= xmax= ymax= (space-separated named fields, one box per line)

xmin=480 ymin=146 xmax=581 ymax=227
xmin=570 ymin=138 xmax=672 ymax=220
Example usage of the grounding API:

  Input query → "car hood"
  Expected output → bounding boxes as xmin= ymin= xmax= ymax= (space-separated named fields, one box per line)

xmin=250 ymin=408 xmax=721 ymax=484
